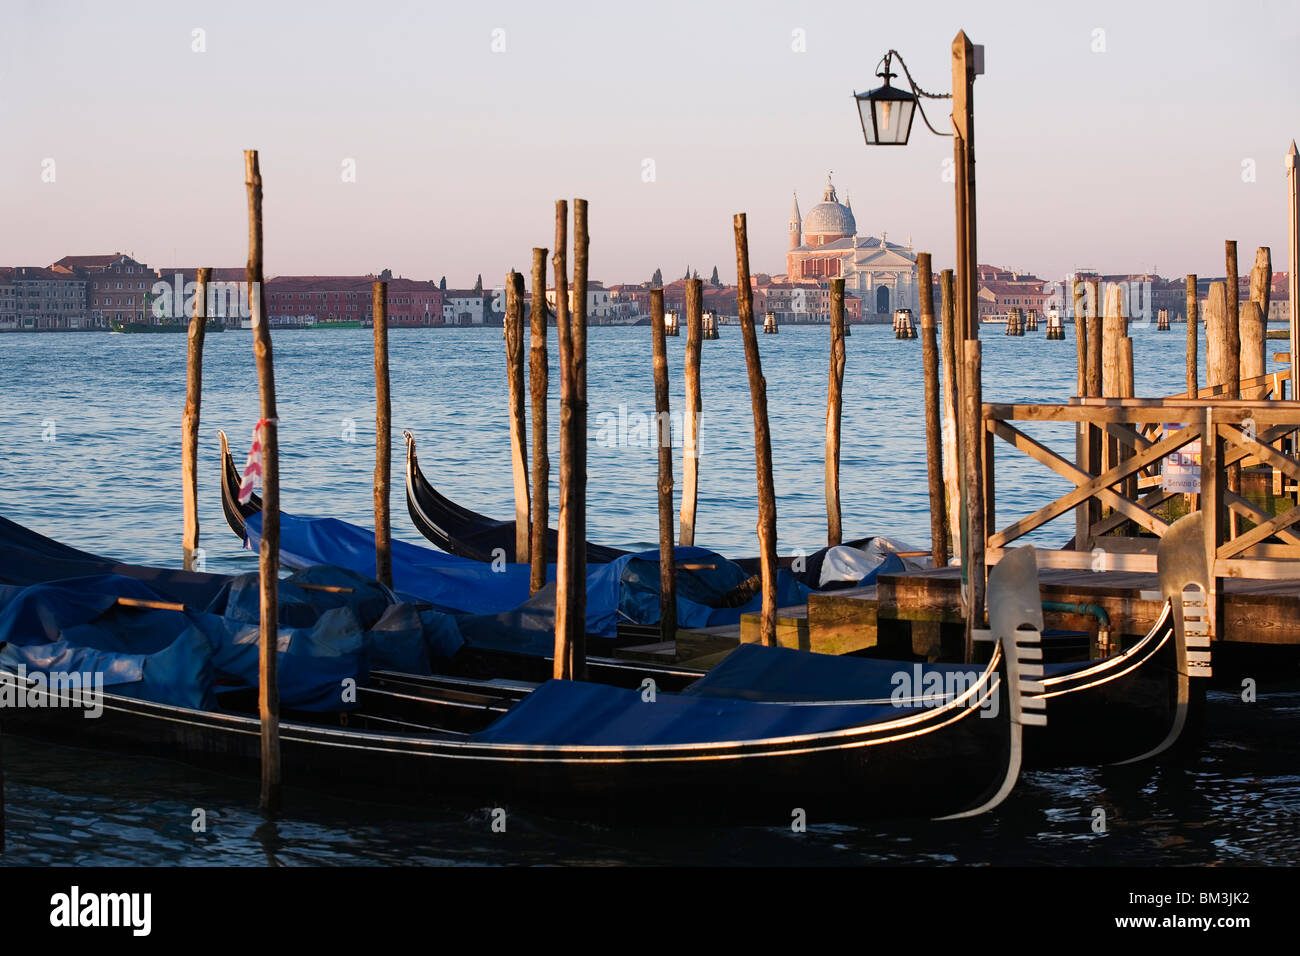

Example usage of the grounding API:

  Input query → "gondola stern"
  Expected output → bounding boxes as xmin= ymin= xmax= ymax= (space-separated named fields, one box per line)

xmin=935 ymin=546 xmax=1046 ymax=820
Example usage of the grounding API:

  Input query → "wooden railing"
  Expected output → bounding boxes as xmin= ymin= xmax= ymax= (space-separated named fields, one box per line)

xmin=981 ymin=369 xmax=1298 ymax=578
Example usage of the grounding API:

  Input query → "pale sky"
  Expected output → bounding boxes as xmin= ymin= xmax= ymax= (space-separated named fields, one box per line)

xmin=2 ymin=0 xmax=1297 ymax=286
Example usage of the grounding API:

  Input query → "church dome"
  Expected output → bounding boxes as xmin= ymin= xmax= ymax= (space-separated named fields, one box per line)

xmin=803 ymin=175 xmax=855 ymax=241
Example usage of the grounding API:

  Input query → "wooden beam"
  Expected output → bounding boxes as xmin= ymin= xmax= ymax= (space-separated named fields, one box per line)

xmin=986 ymin=419 xmax=1187 ymax=545
xmin=245 ymin=149 xmax=280 ymax=816
xmin=552 ymin=200 xmax=577 ymax=680
xmin=826 ymin=276 xmax=846 ymax=547
xmin=571 ymin=198 xmax=590 ymax=682
xmin=918 ymin=254 xmax=948 ymax=566
xmin=650 ymin=288 xmax=677 ymax=643
xmin=528 ymin=248 xmax=549 ymax=595
xmin=1186 ymin=275 xmax=1199 ymax=399
xmin=680 ymin=278 xmax=703 ymax=546
xmin=372 ymin=280 xmax=393 ymax=589
xmin=1287 ymin=142 xmax=1299 ymax=394
xmin=504 ymin=271 xmax=530 ymax=565
xmin=961 ymin=340 xmax=985 ymax=657
xmin=182 ymin=267 xmax=209 ymax=571
xmin=1226 ymin=240 xmax=1241 ymax=398
xmin=939 ymin=269 xmax=963 ymax=563
xmin=734 ymin=213 xmax=778 ymax=647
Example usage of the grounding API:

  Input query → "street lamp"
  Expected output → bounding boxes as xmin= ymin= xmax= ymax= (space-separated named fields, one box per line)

xmin=853 ymin=60 xmax=917 ymax=146
xmin=853 ymin=32 xmax=985 ymax=658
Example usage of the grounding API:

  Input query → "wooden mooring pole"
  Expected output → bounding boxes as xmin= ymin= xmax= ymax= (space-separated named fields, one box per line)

xmin=918 ymin=254 xmax=948 ymax=566
xmin=245 ymin=149 xmax=280 ymax=815
xmin=528 ymin=248 xmax=549 ymax=594
xmin=826 ymin=277 xmax=846 ymax=547
xmin=1240 ymin=301 xmax=1266 ymax=399
xmin=372 ymin=280 xmax=393 ymax=589
xmin=961 ymin=339 xmax=985 ymax=661
xmin=650 ymin=288 xmax=677 ymax=643
xmin=1250 ymin=246 xmax=1272 ymax=327
xmin=1186 ymin=275 xmax=1199 ymax=398
xmin=1226 ymin=240 xmax=1241 ymax=398
xmin=504 ymin=270 xmax=530 ymax=565
xmin=552 ymin=201 xmax=579 ymax=679
xmin=734 ymin=213 xmax=778 ymax=647
xmin=1288 ymin=142 xmax=1299 ymax=393
xmin=182 ymin=267 xmax=210 ymax=571
xmin=680 ymin=277 xmax=703 ymax=547
xmin=570 ymin=199 xmax=589 ymax=680
xmin=939 ymin=269 xmax=962 ymax=566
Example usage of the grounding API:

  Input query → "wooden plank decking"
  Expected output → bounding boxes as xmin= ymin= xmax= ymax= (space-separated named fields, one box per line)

xmin=878 ymin=566 xmax=1300 ymax=645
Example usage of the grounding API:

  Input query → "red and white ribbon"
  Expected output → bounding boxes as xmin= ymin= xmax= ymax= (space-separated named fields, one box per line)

xmin=237 ymin=418 xmax=275 ymax=504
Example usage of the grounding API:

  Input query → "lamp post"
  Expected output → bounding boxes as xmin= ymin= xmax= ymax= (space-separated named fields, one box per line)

xmin=855 ymin=31 xmax=986 ymax=658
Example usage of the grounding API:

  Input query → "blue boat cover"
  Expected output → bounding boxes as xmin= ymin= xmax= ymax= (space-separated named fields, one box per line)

xmin=683 ymin=641 xmax=1089 ymax=703
xmin=244 ymin=511 xmax=812 ymax=640
xmin=470 ymin=668 xmax=908 ymax=747
xmin=0 ymin=560 xmax=466 ymax=711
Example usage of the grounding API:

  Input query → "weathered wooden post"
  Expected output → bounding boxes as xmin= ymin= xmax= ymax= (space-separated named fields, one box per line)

xmin=826 ymin=277 xmax=846 ymax=547
xmin=1200 ymin=407 xmax=1224 ymax=648
xmin=1086 ymin=281 xmax=1103 ymax=398
xmin=734 ymin=213 xmax=778 ymax=647
xmin=763 ymin=310 xmax=779 ymax=334
xmin=1084 ymin=280 xmax=1105 ymax=542
xmin=182 ymin=267 xmax=210 ymax=571
xmin=552 ymin=200 xmax=577 ymax=679
xmin=1073 ymin=279 xmax=1092 ymax=548
xmin=1250 ymin=246 xmax=1272 ymax=319
xmin=961 ymin=340 xmax=985 ymax=661
xmin=1073 ymin=280 xmax=1088 ymax=396
xmin=940 ymin=270 xmax=963 ymax=563
xmin=1206 ymin=282 xmax=1231 ymax=390
xmin=372 ymin=280 xmax=393 ymax=589
xmin=1156 ymin=309 xmax=1169 ymax=331
xmin=650 ymin=288 xmax=677 ymax=643
xmin=1226 ymin=241 xmax=1241 ymax=397
xmin=679 ymin=278 xmax=703 ymax=547
xmin=245 ymin=149 xmax=280 ymax=815
xmin=504 ymin=271 xmax=530 ymax=565
xmin=570 ymin=199 xmax=589 ymax=680
xmin=1186 ymin=275 xmax=1199 ymax=398
xmin=1103 ymin=284 xmax=1137 ymax=500
xmin=1288 ymin=142 xmax=1299 ymax=392
xmin=1240 ymin=301 xmax=1266 ymax=399
xmin=1101 ymin=283 xmax=1127 ymax=398
xmin=918 ymin=254 xmax=948 ymax=566
xmin=528 ymin=248 xmax=549 ymax=594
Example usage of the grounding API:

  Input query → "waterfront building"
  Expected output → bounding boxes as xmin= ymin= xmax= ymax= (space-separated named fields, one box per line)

xmin=0 ymin=268 xmax=15 ymax=330
xmin=265 ymin=276 xmax=445 ymax=327
xmin=9 ymin=267 xmax=89 ymax=330
xmin=52 ymin=253 xmax=154 ymax=329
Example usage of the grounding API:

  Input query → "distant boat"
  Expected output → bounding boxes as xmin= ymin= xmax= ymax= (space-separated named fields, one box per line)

xmin=110 ymin=318 xmax=225 ymax=334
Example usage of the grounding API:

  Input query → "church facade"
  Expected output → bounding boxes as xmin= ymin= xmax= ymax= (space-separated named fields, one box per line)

xmin=783 ymin=175 xmax=920 ymax=317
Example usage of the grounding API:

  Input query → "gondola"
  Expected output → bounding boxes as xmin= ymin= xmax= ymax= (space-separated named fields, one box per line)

xmin=398 ymin=430 xmax=878 ymax=574
xmin=224 ymin=430 xmax=879 ymax=579
xmin=686 ymin=514 xmax=1210 ymax=769
xmin=221 ymin=428 xmax=1213 ymax=769
xmin=0 ymin=514 xmax=1047 ymax=821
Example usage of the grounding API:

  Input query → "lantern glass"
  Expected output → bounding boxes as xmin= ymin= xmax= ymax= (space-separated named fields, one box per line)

xmin=855 ymin=83 xmax=917 ymax=146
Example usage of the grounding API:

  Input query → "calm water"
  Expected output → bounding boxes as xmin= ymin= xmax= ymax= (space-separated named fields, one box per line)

xmin=1 ymin=325 xmax=1297 ymax=865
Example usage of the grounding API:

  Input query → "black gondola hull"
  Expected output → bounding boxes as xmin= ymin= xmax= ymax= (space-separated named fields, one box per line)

xmin=1 ymin=658 xmax=1016 ymax=823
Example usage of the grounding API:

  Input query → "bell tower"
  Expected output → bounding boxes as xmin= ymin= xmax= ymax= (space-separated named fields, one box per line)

xmin=788 ymin=192 xmax=802 ymax=251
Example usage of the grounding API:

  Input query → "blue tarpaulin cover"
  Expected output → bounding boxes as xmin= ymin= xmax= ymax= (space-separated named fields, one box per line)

xmin=469 ymin=669 xmax=907 ymax=747
xmin=244 ymin=511 xmax=814 ymax=639
xmin=0 ymin=518 xmax=469 ymax=711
